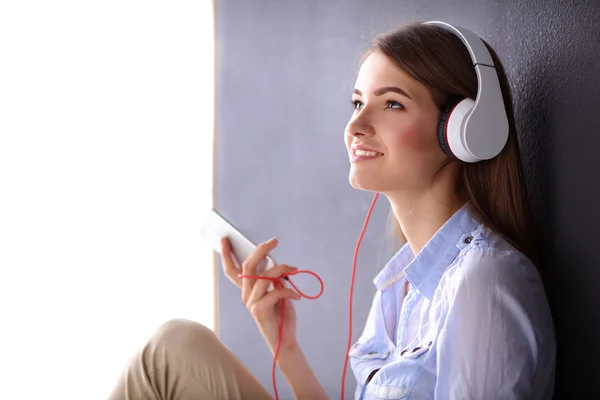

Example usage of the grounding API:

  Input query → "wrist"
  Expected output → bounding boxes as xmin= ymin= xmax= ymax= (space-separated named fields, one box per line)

xmin=276 ymin=342 xmax=329 ymax=400
xmin=276 ymin=340 xmax=303 ymax=370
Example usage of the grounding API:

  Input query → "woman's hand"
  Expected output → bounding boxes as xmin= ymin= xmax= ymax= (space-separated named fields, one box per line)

xmin=220 ymin=236 xmax=301 ymax=355
xmin=220 ymin=236 xmax=330 ymax=400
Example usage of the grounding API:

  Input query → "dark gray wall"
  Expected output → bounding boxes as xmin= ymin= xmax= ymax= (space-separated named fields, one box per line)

xmin=215 ymin=0 xmax=600 ymax=398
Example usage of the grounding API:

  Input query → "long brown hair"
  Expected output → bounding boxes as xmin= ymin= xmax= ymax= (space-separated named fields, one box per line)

xmin=368 ymin=22 xmax=537 ymax=264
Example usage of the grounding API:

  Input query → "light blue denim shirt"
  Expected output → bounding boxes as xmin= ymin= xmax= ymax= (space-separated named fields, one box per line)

xmin=349 ymin=204 xmax=556 ymax=399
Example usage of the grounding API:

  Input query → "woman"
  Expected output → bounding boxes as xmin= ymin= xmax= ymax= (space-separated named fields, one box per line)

xmin=109 ymin=21 xmax=556 ymax=400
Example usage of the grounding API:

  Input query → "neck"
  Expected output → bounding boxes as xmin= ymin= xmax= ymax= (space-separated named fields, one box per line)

xmin=387 ymin=189 xmax=464 ymax=257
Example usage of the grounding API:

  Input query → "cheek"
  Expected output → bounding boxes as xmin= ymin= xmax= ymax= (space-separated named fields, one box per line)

xmin=393 ymin=124 xmax=436 ymax=152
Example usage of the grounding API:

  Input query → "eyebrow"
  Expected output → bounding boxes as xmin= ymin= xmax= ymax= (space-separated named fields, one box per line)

xmin=353 ymin=86 xmax=412 ymax=100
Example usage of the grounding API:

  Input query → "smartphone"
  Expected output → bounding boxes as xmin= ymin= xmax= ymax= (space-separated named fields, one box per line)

xmin=200 ymin=209 xmax=276 ymax=273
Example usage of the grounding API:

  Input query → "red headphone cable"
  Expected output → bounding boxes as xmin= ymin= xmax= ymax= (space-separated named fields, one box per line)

xmin=239 ymin=192 xmax=379 ymax=400
xmin=237 ymin=269 xmax=324 ymax=400
xmin=341 ymin=191 xmax=379 ymax=400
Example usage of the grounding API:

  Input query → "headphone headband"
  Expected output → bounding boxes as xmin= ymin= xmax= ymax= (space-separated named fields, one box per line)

xmin=423 ymin=21 xmax=509 ymax=162
xmin=423 ymin=21 xmax=495 ymax=67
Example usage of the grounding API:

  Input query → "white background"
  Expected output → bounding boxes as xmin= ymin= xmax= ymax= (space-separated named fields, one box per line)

xmin=0 ymin=1 xmax=215 ymax=398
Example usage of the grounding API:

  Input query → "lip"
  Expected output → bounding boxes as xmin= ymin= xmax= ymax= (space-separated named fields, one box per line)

xmin=351 ymin=144 xmax=384 ymax=155
xmin=350 ymin=143 xmax=384 ymax=163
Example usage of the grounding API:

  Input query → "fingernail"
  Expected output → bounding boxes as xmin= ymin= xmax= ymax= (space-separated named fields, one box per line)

xmin=267 ymin=237 xmax=277 ymax=244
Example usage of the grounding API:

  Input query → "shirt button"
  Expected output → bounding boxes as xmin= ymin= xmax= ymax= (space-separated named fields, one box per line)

xmin=464 ymin=236 xmax=473 ymax=244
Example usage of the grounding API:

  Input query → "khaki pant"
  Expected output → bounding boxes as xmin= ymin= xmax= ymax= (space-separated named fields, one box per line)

xmin=108 ymin=319 xmax=273 ymax=400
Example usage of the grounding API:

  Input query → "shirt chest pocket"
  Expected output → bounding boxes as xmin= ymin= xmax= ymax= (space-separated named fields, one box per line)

xmin=363 ymin=339 xmax=434 ymax=400
xmin=351 ymin=338 xmax=432 ymax=362
xmin=398 ymin=339 xmax=433 ymax=359
xmin=349 ymin=337 xmax=394 ymax=360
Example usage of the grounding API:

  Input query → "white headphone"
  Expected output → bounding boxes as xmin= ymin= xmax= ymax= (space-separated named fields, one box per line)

xmin=423 ymin=21 xmax=509 ymax=163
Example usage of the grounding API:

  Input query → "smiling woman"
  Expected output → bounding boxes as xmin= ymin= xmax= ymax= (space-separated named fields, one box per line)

xmin=344 ymin=21 xmax=554 ymax=400
xmin=102 ymin=19 xmax=555 ymax=400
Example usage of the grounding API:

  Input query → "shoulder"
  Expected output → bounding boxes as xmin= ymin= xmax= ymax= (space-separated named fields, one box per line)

xmin=430 ymin=225 xmax=556 ymax=399
xmin=438 ymin=224 xmax=545 ymax=303
xmin=433 ymin=224 xmax=555 ymax=356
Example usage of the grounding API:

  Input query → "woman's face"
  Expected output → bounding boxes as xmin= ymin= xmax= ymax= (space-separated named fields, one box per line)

xmin=345 ymin=51 xmax=449 ymax=195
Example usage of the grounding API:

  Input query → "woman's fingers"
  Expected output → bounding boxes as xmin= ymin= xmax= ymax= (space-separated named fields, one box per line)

xmin=241 ymin=237 xmax=278 ymax=302
xmin=220 ymin=237 xmax=242 ymax=288
xmin=248 ymin=288 xmax=301 ymax=321
xmin=246 ymin=264 xmax=298 ymax=305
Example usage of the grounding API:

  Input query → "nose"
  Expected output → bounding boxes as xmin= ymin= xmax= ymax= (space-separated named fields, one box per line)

xmin=346 ymin=123 xmax=375 ymax=139
xmin=349 ymin=129 xmax=371 ymax=138
xmin=346 ymin=113 xmax=375 ymax=139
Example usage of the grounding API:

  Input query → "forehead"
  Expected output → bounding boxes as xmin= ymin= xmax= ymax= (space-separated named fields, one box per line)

xmin=354 ymin=51 xmax=426 ymax=100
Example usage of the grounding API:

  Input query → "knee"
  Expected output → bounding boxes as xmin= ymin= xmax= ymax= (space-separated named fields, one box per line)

xmin=155 ymin=318 xmax=214 ymax=338
xmin=149 ymin=319 xmax=218 ymax=355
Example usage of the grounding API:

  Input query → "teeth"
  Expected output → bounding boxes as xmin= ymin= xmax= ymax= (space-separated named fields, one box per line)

xmin=355 ymin=149 xmax=380 ymax=156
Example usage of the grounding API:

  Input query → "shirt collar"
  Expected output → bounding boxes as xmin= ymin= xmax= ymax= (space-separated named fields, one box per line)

xmin=372 ymin=203 xmax=480 ymax=299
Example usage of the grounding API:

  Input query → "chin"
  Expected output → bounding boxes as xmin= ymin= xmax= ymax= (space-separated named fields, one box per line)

xmin=348 ymin=172 xmax=383 ymax=193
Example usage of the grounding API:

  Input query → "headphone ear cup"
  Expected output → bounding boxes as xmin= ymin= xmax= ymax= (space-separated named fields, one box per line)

xmin=437 ymin=97 xmax=463 ymax=161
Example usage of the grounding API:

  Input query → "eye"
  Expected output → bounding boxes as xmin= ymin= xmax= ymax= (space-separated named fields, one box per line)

xmin=386 ymin=100 xmax=404 ymax=110
xmin=351 ymin=100 xmax=364 ymax=110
